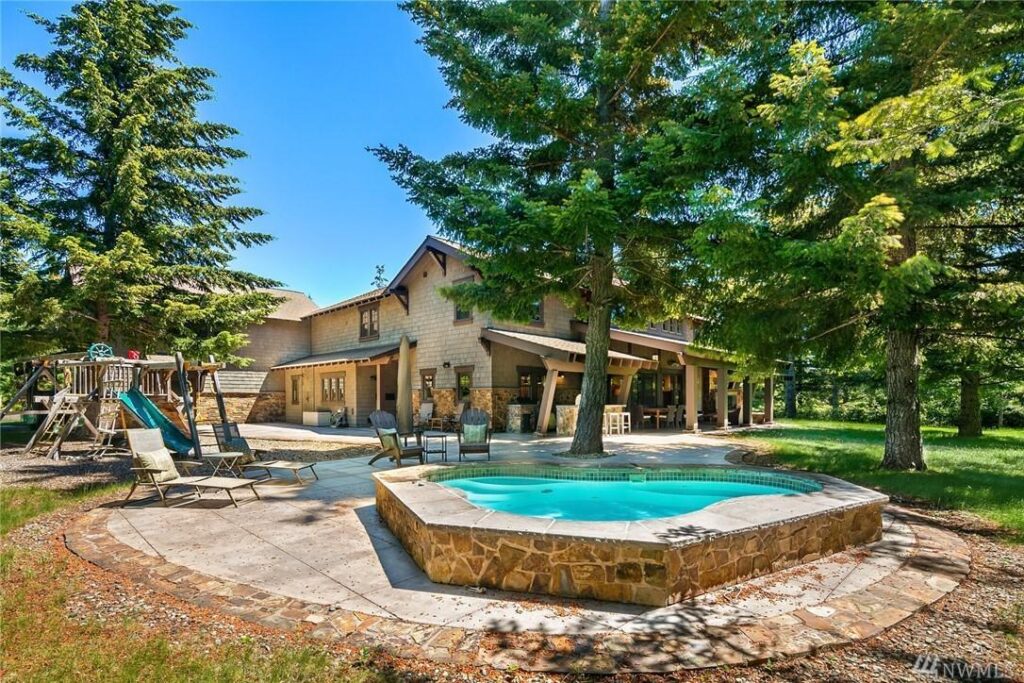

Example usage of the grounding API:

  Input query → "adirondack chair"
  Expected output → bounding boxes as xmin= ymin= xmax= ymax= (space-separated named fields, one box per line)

xmin=367 ymin=410 xmax=423 ymax=467
xmin=415 ymin=401 xmax=434 ymax=428
xmin=457 ymin=408 xmax=491 ymax=461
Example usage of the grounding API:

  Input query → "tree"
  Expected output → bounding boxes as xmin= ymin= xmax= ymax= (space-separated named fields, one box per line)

xmin=691 ymin=3 xmax=1024 ymax=469
xmin=1 ymin=0 xmax=278 ymax=365
xmin=374 ymin=0 xmax=762 ymax=454
xmin=371 ymin=264 xmax=388 ymax=289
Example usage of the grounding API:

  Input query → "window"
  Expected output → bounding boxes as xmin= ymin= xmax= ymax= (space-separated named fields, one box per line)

xmin=291 ymin=377 xmax=300 ymax=405
xmin=529 ymin=299 xmax=544 ymax=326
xmin=320 ymin=373 xmax=345 ymax=403
xmin=359 ymin=303 xmax=379 ymax=340
xmin=420 ymin=369 xmax=435 ymax=401
xmin=453 ymin=276 xmax=474 ymax=322
xmin=455 ymin=366 xmax=473 ymax=401
xmin=517 ymin=367 xmax=545 ymax=402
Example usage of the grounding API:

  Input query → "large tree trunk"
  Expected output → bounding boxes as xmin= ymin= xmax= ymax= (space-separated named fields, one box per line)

xmin=881 ymin=327 xmax=925 ymax=470
xmin=96 ymin=300 xmax=111 ymax=343
xmin=957 ymin=370 xmax=982 ymax=437
xmin=784 ymin=361 xmax=798 ymax=418
xmin=570 ymin=257 xmax=613 ymax=455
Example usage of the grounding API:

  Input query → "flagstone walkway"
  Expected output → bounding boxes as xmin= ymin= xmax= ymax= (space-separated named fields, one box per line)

xmin=65 ymin=437 xmax=971 ymax=673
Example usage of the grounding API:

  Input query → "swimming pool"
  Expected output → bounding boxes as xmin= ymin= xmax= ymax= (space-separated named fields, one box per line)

xmin=440 ymin=475 xmax=815 ymax=521
xmin=375 ymin=464 xmax=885 ymax=606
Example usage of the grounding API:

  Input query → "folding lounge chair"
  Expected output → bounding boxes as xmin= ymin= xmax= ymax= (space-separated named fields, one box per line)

xmin=212 ymin=422 xmax=319 ymax=483
xmin=124 ymin=428 xmax=260 ymax=507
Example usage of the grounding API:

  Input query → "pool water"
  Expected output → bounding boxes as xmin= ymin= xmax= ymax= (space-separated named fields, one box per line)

xmin=441 ymin=475 xmax=806 ymax=521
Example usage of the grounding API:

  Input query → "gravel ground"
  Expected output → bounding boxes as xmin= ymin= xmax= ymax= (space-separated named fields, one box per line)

xmin=2 ymin=445 xmax=1022 ymax=681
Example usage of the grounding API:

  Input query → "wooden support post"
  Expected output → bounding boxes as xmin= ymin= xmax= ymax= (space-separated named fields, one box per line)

xmin=375 ymin=364 xmax=383 ymax=411
xmin=208 ymin=355 xmax=229 ymax=426
xmin=619 ymin=373 xmax=634 ymax=404
xmin=535 ymin=367 xmax=559 ymax=435
xmin=176 ymin=353 xmax=202 ymax=457
xmin=764 ymin=376 xmax=775 ymax=423
xmin=741 ymin=377 xmax=753 ymax=426
xmin=716 ymin=367 xmax=729 ymax=429
xmin=0 ymin=363 xmax=47 ymax=420
xmin=685 ymin=364 xmax=700 ymax=432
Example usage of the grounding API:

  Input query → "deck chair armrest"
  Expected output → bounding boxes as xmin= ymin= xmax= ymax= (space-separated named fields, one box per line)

xmin=131 ymin=467 xmax=165 ymax=473
xmin=175 ymin=460 xmax=206 ymax=473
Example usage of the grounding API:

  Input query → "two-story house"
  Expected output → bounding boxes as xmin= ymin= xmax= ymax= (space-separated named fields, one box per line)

xmin=249 ymin=236 xmax=773 ymax=433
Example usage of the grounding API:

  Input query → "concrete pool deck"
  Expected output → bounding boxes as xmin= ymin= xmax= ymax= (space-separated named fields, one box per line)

xmin=65 ymin=433 xmax=971 ymax=672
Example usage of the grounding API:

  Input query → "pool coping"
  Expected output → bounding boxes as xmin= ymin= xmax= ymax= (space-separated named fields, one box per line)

xmin=373 ymin=463 xmax=890 ymax=550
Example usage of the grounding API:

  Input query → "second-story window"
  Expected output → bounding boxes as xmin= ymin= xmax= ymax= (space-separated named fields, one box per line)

xmin=359 ymin=303 xmax=379 ymax=340
xmin=453 ymin=276 xmax=474 ymax=323
xmin=529 ymin=299 xmax=544 ymax=326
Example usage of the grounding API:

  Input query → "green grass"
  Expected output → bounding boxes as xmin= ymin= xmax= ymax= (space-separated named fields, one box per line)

xmin=0 ymin=483 xmax=125 ymax=537
xmin=734 ymin=420 xmax=1024 ymax=540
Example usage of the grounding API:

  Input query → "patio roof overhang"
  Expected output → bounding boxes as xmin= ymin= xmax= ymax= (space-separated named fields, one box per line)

xmin=569 ymin=321 xmax=735 ymax=367
xmin=271 ymin=340 xmax=416 ymax=371
xmin=481 ymin=328 xmax=657 ymax=374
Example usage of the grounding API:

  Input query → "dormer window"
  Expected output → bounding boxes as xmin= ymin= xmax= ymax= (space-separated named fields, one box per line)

xmin=359 ymin=303 xmax=379 ymax=340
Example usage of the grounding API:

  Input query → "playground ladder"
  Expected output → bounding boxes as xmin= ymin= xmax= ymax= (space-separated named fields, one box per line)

xmin=21 ymin=390 xmax=80 ymax=459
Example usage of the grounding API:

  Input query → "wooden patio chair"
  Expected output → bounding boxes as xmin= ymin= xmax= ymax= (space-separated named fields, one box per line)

xmin=212 ymin=422 xmax=318 ymax=483
xmin=415 ymin=401 xmax=434 ymax=429
xmin=124 ymin=428 xmax=260 ymax=507
xmin=368 ymin=410 xmax=423 ymax=467
xmin=457 ymin=408 xmax=491 ymax=461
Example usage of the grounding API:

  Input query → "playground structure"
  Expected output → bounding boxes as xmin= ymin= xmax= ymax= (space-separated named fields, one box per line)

xmin=0 ymin=352 xmax=230 ymax=459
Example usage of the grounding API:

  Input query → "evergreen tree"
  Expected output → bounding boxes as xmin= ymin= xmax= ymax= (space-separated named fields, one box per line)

xmin=1 ymin=0 xmax=278 ymax=365
xmin=374 ymin=0 xmax=762 ymax=454
xmin=692 ymin=3 xmax=1024 ymax=468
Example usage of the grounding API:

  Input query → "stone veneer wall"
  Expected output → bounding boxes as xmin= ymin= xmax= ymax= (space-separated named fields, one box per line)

xmin=195 ymin=392 xmax=285 ymax=424
xmin=376 ymin=481 xmax=884 ymax=607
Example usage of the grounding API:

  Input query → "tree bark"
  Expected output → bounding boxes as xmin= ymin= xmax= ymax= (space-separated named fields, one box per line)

xmin=784 ymin=361 xmax=797 ymax=418
xmin=570 ymin=257 xmax=613 ymax=455
xmin=957 ymin=370 xmax=982 ymax=437
xmin=830 ymin=377 xmax=840 ymax=419
xmin=881 ymin=327 xmax=926 ymax=470
xmin=96 ymin=300 xmax=111 ymax=343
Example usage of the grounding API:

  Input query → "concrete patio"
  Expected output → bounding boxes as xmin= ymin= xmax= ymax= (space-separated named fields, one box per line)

xmin=71 ymin=432 xmax=970 ymax=671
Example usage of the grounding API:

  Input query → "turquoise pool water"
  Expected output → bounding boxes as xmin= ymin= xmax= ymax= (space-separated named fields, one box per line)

xmin=440 ymin=475 xmax=809 ymax=521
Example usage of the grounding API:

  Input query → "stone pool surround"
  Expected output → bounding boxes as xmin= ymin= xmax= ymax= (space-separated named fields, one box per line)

xmin=374 ymin=464 xmax=888 ymax=607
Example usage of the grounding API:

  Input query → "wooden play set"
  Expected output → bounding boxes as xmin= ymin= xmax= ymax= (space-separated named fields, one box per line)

xmin=0 ymin=344 xmax=230 ymax=459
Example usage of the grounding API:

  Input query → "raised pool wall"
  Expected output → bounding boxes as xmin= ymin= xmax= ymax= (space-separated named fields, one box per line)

xmin=374 ymin=465 xmax=887 ymax=606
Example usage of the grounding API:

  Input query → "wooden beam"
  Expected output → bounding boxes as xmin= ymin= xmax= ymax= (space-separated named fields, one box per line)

xmin=375 ymin=364 xmax=383 ymax=411
xmin=534 ymin=366 xmax=559 ymax=435
xmin=209 ymin=355 xmax=230 ymax=426
xmin=175 ymin=352 xmax=202 ymax=457
xmin=427 ymin=247 xmax=447 ymax=275
xmin=0 ymin=364 xmax=47 ymax=420
xmin=393 ymin=285 xmax=410 ymax=314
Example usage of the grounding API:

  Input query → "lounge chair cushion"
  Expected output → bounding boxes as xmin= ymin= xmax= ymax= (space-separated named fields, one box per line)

xmin=134 ymin=447 xmax=178 ymax=483
xmin=463 ymin=423 xmax=487 ymax=444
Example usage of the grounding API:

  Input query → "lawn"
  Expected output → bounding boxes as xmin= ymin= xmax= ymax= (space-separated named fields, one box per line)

xmin=0 ymin=484 xmax=407 ymax=683
xmin=733 ymin=420 xmax=1024 ymax=540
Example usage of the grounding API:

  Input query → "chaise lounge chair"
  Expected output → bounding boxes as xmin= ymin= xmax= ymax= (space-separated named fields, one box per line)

xmin=124 ymin=428 xmax=260 ymax=507
xmin=212 ymin=421 xmax=319 ymax=483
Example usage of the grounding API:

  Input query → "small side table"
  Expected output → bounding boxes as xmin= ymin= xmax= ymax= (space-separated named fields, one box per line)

xmin=421 ymin=431 xmax=449 ymax=463
xmin=201 ymin=451 xmax=247 ymax=477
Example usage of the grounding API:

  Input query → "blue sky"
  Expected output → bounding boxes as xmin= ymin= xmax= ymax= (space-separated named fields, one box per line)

xmin=1 ymin=1 xmax=489 ymax=306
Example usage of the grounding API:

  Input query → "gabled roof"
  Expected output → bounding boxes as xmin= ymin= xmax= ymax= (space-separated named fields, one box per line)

xmin=264 ymin=288 xmax=318 ymax=321
xmin=386 ymin=235 xmax=471 ymax=292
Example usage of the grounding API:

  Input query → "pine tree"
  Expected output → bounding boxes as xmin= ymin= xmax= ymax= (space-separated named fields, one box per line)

xmin=374 ymin=0 xmax=763 ymax=454
xmin=1 ymin=0 xmax=278 ymax=364
xmin=691 ymin=3 xmax=1024 ymax=469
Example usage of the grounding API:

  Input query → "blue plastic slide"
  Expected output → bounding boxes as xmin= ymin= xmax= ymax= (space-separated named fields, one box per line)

xmin=118 ymin=388 xmax=196 ymax=454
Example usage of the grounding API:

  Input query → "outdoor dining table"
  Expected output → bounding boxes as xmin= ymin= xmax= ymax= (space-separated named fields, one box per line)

xmin=642 ymin=407 xmax=669 ymax=429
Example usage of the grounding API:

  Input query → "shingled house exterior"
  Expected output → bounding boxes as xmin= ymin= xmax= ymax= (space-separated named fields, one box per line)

xmin=234 ymin=236 xmax=773 ymax=432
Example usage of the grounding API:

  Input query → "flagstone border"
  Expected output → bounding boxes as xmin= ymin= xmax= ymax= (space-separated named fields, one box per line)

xmin=64 ymin=505 xmax=970 ymax=673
